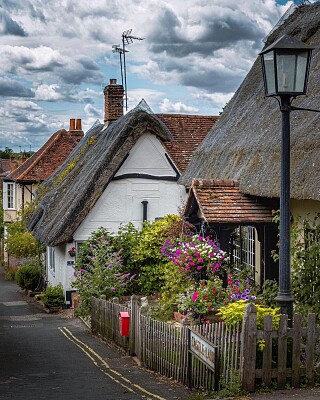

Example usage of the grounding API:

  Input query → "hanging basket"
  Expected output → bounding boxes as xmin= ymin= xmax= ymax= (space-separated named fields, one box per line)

xmin=68 ymin=250 xmax=76 ymax=257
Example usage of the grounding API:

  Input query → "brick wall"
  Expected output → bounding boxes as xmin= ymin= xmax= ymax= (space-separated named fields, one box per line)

xmin=104 ymin=79 xmax=124 ymax=125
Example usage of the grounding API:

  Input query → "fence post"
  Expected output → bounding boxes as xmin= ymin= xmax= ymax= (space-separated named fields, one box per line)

xmin=130 ymin=295 xmax=140 ymax=356
xmin=306 ymin=313 xmax=316 ymax=387
xmin=240 ymin=303 xmax=257 ymax=392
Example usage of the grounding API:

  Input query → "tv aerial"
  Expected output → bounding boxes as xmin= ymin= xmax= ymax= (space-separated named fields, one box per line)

xmin=112 ymin=29 xmax=144 ymax=111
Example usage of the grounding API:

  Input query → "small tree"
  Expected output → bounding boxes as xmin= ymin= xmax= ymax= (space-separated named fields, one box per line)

xmin=5 ymin=219 xmax=44 ymax=259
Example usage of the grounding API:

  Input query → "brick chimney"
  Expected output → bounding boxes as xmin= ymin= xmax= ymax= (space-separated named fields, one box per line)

xmin=69 ymin=119 xmax=83 ymax=132
xmin=104 ymin=79 xmax=124 ymax=126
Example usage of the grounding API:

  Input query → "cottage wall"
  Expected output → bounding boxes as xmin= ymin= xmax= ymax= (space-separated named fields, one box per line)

xmin=74 ymin=134 xmax=186 ymax=240
xmin=47 ymin=133 xmax=187 ymax=293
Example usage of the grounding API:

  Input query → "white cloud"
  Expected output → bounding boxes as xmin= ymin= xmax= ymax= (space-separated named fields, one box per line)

xmin=34 ymin=84 xmax=63 ymax=101
xmin=0 ymin=45 xmax=64 ymax=74
xmin=159 ymin=98 xmax=199 ymax=113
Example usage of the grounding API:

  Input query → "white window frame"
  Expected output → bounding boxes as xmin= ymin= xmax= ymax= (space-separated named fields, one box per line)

xmin=232 ymin=226 xmax=256 ymax=271
xmin=48 ymin=247 xmax=55 ymax=277
xmin=3 ymin=182 xmax=16 ymax=210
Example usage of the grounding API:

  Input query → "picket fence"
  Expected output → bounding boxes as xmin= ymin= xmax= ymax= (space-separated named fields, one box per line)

xmin=91 ymin=296 xmax=240 ymax=390
xmin=91 ymin=297 xmax=320 ymax=392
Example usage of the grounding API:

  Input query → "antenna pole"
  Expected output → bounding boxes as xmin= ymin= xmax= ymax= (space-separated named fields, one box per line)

xmin=119 ymin=51 xmax=124 ymax=88
xmin=113 ymin=30 xmax=144 ymax=112
xmin=122 ymin=33 xmax=128 ymax=111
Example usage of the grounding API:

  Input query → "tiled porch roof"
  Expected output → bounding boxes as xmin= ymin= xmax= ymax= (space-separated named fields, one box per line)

xmin=188 ymin=179 xmax=276 ymax=224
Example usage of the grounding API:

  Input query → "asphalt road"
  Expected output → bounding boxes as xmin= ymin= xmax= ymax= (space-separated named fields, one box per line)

xmin=0 ymin=272 xmax=191 ymax=400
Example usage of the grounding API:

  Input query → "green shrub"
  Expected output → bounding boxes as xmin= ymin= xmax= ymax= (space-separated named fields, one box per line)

xmin=4 ymin=265 xmax=19 ymax=281
xmin=218 ymin=300 xmax=280 ymax=330
xmin=15 ymin=263 xmax=41 ymax=291
xmin=42 ymin=284 xmax=65 ymax=308
xmin=133 ymin=215 xmax=181 ymax=295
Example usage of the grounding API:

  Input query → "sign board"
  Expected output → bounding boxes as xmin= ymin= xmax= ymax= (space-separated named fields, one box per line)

xmin=67 ymin=261 xmax=75 ymax=266
xmin=189 ymin=328 xmax=218 ymax=373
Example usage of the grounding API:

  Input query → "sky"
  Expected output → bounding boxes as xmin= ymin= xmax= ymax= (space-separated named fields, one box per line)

xmin=0 ymin=0 xmax=310 ymax=152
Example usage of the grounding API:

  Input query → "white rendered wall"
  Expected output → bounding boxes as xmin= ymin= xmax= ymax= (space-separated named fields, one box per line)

xmin=74 ymin=133 xmax=186 ymax=241
xmin=74 ymin=178 xmax=186 ymax=240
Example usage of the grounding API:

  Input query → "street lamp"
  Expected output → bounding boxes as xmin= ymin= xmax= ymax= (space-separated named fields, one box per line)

xmin=259 ymin=35 xmax=314 ymax=320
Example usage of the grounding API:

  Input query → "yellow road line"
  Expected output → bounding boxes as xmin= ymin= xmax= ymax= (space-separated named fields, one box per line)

xmin=59 ymin=326 xmax=166 ymax=400
xmin=58 ymin=327 xmax=135 ymax=394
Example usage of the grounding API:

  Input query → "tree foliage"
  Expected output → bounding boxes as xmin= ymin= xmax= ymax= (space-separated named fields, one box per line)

xmin=291 ymin=213 xmax=320 ymax=316
xmin=5 ymin=205 xmax=45 ymax=259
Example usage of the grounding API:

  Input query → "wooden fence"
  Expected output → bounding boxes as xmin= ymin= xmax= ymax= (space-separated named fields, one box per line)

xmin=241 ymin=303 xmax=320 ymax=392
xmin=91 ymin=298 xmax=320 ymax=392
xmin=91 ymin=296 xmax=240 ymax=391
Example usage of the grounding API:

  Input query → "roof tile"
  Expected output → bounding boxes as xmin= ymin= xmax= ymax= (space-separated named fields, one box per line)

xmin=156 ymin=114 xmax=218 ymax=172
xmin=190 ymin=179 xmax=276 ymax=223
xmin=7 ymin=129 xmax=83 ymax=182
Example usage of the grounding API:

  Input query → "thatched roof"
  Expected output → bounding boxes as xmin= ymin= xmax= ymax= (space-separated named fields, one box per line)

xmin=28 ymin=104 xmax=216 ymax=246
xmin=180 ymin=3 xmax=320 ymax=202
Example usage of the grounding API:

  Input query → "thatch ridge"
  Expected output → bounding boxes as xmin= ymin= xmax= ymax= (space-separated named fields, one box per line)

xmin=180 ymin=3 xmax=320 ymax=201
xmin=28 ymin=109 xmax=173 ymax=246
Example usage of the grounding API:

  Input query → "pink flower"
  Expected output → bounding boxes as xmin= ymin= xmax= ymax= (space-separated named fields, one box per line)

xmin=198 ymin=257 xmax=203 ymax=263
xmin=196 ymin=266 xmax=202 ymax=270
xmin=189 ymin=262 xmax=195 ymax=267
xmin=192 ymin=292 xmax=199 ymax=302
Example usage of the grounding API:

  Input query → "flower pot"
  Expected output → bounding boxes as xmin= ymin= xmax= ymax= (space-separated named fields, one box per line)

xmin=204 ymin=309 xmax=220 ymax=323
xmin=68 ymin=251 xmax=76 ymax=257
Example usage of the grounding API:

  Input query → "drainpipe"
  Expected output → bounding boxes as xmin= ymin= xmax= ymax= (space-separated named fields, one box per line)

xmin=141 ymin=200 xmax=148 ymax=222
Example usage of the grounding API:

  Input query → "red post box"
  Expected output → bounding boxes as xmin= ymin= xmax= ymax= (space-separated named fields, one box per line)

xmin=119 ymin=311 xmax=130 ymax=337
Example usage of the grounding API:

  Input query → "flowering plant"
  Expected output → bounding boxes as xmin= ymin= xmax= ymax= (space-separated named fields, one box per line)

xmin=177 ymin=276 xmax=226 ymax=323
xmin=68 ymin=246 xmax=76 ymax=253
xmin=72 ymin=231 xmax=135 ymax=316
xmin=226 ymin=273 xmax=257 ymax=303
xmin=162 ymin=235 xmax=228 ymax=279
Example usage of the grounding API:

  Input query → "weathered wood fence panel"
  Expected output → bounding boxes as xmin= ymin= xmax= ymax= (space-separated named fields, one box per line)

xmin=91 ymin=297 xmax=241 ymax=391
xmin=241 ymin=305 xmax=320 ymax=392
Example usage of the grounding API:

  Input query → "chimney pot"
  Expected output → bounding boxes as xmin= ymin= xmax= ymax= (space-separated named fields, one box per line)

xmin=76 ymin=119 xmax=82 ymax=131
xmin=69 ymin=119 xmax=76 ymax=131
xmin=110 ymin=79 xmax=117 ymax=85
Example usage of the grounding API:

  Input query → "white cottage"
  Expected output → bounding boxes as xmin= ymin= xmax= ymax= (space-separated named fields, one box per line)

xmin=28 ymin=79 xmax=218 ymax=300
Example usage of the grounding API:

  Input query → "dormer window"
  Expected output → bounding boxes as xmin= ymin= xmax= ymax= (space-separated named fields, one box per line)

xmin=3 ymin=182 xmax=16 ymax=210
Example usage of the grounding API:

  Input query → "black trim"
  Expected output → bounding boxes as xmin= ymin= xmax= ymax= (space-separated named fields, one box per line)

xmin=113 ymin=173 xmax=179 ymax=182
xmin=164 ymin=153 xmax=180 ymax=179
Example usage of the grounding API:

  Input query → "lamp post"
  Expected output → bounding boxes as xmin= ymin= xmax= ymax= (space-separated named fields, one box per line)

xmin=259 ymin=35 xmax=314 ymax=320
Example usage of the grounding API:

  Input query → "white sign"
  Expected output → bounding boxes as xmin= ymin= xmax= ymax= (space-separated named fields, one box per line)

xmin=189 ymin=329 xmax=218 ymax=372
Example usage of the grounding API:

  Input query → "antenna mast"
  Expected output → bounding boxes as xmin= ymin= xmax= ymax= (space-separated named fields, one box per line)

xmin=112 ymin=29 xmax=144 ymax=111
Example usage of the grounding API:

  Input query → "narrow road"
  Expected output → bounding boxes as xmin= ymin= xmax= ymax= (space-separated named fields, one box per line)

xmin=0 ymin=271 xmax=190 ymax=400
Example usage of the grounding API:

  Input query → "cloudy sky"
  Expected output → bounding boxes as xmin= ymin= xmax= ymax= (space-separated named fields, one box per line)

xmin=0 ymin=0 xmax=305 ymax=152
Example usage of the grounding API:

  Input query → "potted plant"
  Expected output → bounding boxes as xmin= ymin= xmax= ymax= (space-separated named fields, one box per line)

xmin=42 ymin=283 xmax=65 ymax=312
xmin=68 ymin=246 xmax=76 ymax=257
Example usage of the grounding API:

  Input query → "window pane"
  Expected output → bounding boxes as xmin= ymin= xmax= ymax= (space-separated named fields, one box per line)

xmin=276 ymin=50 xmax=308 ymax=93
xmin=263 ymin=53 xmax=276 ymax=95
